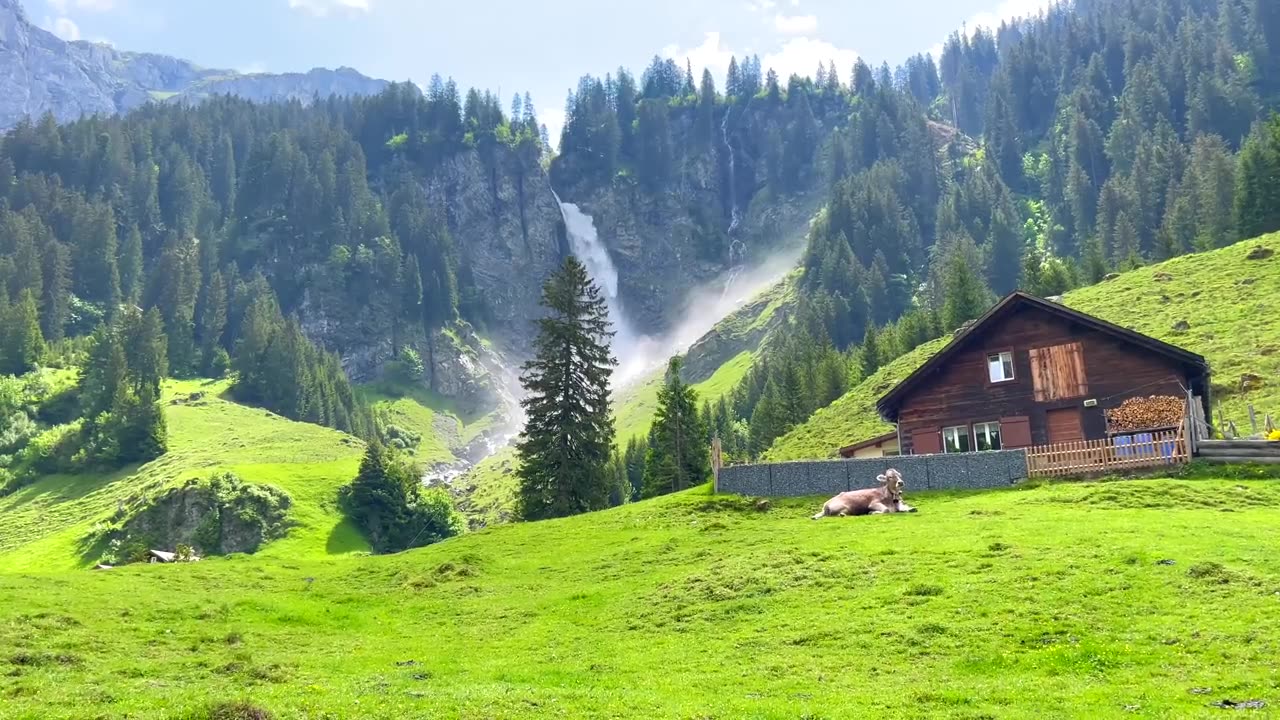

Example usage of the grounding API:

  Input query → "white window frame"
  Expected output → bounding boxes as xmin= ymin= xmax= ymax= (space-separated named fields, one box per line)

xmin=942 ymin=425 xmax=972 ymax=454
xmin=987 ymin=351 xmax=1015 ymax=383
xmin=974 ymin=421 xmax=1002 ymax=452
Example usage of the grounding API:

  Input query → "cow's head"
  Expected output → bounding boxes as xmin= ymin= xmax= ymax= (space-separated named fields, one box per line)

xmin=877 ymin=469 xmax=905 ymax=500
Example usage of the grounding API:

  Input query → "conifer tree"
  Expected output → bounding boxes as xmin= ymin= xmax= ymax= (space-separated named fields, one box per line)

xmin=643 ymin=357 xmax=710 ymax=498
xmin=940 ymin=240 xmax=994 ymax=332
xmin=0 ymin=290 xmax=44 ymax=375
xmin=516 ymin=257 xmax=616 ymax=520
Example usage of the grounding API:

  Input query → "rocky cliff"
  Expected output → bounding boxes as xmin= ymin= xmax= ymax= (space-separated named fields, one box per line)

xmin=552 ymin=107 xmax=831 ymax=339
xmin=0 ymin=0 xmax=386 ymax=131
xmin=427 ymin=146 xmax=567 ymax=351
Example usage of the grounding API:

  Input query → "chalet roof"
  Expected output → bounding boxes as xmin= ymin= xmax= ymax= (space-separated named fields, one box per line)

xmin=838 ymin=431 xmax=898 ymax=458
xmin=876 ymin=291 xmax=1209 ymax=423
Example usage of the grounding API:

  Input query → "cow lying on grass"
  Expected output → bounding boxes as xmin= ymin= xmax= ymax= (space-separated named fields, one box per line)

xmin=811 ymin=468 xmax=917 ymax=519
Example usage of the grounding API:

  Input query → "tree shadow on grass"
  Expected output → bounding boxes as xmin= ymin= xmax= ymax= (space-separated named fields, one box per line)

xmin=325 ymin=517 xmax=369 ymax=555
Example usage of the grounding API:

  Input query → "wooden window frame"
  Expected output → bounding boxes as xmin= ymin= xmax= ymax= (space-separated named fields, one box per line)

xmin=973 ymin=421 xmax=1002 ymax=452
xmin=942 ymin=425 xmax=973 ymax=454
xmin=985 ymin=348 xmax=1017 ymax=386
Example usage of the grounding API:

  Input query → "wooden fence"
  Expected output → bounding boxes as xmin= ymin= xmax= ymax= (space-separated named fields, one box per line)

xmin=1025 ymin=427 xmax=1189 ymax=478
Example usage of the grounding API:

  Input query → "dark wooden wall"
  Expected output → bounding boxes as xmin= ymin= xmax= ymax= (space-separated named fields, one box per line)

xmin=897 ymin=305 xmax=1190 ymax=454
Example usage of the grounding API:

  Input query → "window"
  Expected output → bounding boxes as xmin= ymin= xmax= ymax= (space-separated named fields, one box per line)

xmin=942 ymin=425 xmax=972 ymax=453
xmin=987 ymin=351 xmax=1015 ymax=383
xmin=974 ymin=422 xmax=1002 ymax=451
xmin=1029 ymin=342 xmax=1088 ymax=401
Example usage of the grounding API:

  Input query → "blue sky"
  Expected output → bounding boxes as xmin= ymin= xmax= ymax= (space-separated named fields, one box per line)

xmin=37 ymin=0 xmax=1051 ymax=141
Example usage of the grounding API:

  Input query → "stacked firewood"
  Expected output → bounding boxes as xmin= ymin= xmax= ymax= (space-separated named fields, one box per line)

xmin=1106 ymin=395 xmax=1185 ymax=432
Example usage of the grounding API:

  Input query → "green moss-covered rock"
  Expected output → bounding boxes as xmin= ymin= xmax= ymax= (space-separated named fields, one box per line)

xmin=113 ymin=473 xmax=292 ymax=559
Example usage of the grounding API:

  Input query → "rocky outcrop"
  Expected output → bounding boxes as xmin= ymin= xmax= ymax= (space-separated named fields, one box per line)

xmin=0 ymin=0 xmax=386 ymax=131
xmin=553 ymin=112 xmax=822 ymax=339
xmin=112 ymin=473 xmax=292 ymax=559
xmin=682 ymin=275 xmax=795 ymax=382
xmin=424 ymin=145 xmax=566 ymax=353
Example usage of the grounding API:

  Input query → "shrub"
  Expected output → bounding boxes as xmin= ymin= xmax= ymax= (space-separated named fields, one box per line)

xmin=206 ymin=347 xmax=232 ymax=378
xmin=386 ymin=347 xmax=425 ymax=385
xmin=340 ymin=442 xmax=462 ymax=553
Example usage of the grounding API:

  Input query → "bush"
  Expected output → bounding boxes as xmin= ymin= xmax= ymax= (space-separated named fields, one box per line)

xmin=386 ymin=347 xmax=425 ymax=385
xmin=340 ymin=442 xmax=462 ymax=554
xmin=206 ymin=347 xmax=232 ymax=378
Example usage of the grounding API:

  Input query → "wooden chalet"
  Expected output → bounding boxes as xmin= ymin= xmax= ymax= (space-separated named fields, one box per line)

xmin=876 ymin=292 xmax=1211 ymax=457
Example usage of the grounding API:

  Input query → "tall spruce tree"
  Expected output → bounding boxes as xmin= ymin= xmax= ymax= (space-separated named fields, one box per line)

xmin=0 ymin=290 xmax=44 ymax=375
xmin=643 ymin=357 xmax=710 ymax=498
xmin=515 ymin=257 xmax=616 ymax=520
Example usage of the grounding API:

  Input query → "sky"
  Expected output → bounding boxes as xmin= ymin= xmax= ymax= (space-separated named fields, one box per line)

xmin=35 ymin=0 xmax=1053 ymax=142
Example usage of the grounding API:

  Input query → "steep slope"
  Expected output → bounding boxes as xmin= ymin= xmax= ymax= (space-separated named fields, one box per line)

xmin=3 ymin=478 xmax=1280 ymax=717
xmin=0 ymin=0 xmax=386 ymax=131
xmin=0 ymin=378 xmax=367 ymax=572
xmin=767 ymin=235 xmax=1280 ymax=460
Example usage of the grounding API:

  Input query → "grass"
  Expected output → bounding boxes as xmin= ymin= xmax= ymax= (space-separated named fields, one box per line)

xmin=611 ymin=351 xmax=756 ymax=444
xmin=769 ymin=235 xmax=1280 ymax=460
xmin=358 ymin=380 xmax=503 ymax=465
xmin=3 ymin=476 xmax=1280 ymax=717
xmin=0 ymin=378 xmax=367 ymax=572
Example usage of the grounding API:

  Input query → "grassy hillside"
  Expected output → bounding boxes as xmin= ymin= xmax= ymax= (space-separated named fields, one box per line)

xmin=765 ymin=335 xmax=952 ymax=461
xmin=3 ymin=476 xmax=1279 ymax=718
xmin=768 ymin=236 xmax=1280 ymax=460
xmin=612 ymin=350 xmax=755 ymax=443
xmin=358 ymin=381 xmax=502 ymax=466
xmin=0 ymin=379 xmax=368 ymax=572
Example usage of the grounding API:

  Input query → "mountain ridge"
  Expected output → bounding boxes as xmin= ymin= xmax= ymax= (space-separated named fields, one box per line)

xmin=0 ymin=0 xmax=388 ymax=131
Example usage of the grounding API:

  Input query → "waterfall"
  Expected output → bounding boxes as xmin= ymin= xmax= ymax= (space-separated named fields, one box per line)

xmin=557 ymin=198 xmax=634 ymax=345
xmin=721 ymin=108 xmax=746 ymax=300
xmin=721 ymin=108 xmax=742 ymax=237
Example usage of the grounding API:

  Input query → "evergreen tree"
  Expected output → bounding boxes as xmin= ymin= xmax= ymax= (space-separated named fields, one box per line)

xmin=1233 ymin=119 xmax=1280 ymax=241
xmin=0 ymin=290 xmax=44 ymax=375
xmin=341 ymin=441 xmax=461 ymax=553
xmin=38 ymin=239 xmax=69 ymax=343
xmin=119 ymin=224 xmax=144 ymax=304
xmin=643 ymin=357 xmax=710 ymax=498
xmin=940 ymin=238 xmax=994 ymax=331
xmin=516 ymin=257 xmax=616 ymax=520
xmin=860 ymin=324 xmax=882 ymax=378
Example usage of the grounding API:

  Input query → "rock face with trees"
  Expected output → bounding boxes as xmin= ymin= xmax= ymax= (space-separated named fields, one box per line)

xmin=0 ymin=0 xmax=1278 ymax=519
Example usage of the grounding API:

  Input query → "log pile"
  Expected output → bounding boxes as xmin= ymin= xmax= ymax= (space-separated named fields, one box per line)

xmin=1106 ymin=395 xmax=1185 ymax=432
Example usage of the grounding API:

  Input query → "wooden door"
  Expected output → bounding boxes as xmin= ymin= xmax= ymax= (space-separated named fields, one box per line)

xmin=1046 ymin=407 xmax=1084 ymax=443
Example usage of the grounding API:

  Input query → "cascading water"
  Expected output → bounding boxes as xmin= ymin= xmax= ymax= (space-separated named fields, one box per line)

xmin=558 ymin=199 xmax=633 ymax=344
xmin=721 ymin=107 xmax=746 ymax=300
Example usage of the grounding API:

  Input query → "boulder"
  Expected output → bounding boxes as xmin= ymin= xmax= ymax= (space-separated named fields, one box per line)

xmin=1245 ymin=246 xmax=1274 ymax=261
xmin=112 ymin=473 xmax=292 ymax=560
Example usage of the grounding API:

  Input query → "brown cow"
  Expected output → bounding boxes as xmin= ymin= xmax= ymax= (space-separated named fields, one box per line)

xmin=811 ymin=468 xmax=917 ymax=519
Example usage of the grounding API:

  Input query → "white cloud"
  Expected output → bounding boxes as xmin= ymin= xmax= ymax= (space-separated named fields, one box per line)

xmin=287 ymin=0 xmax=370 ymax=17
xmin=49 ymin=16 xmax=81 ymax=40
xmin=763 ymin=37 xmax=858 ymax=81
xmin=664 ymin=30 xmax=858 ymax=86
xmin=662 ymin=31 xmax=736 ymax=84
xmin=745 ymin=0 xmax=776 ymax=13
xmin=239 ymin=61 xmax=269 ymax=75
xmin=928 ymin=0 xmax=1052 ymax=56
xmin=773 ymin=13 xmax=817 ymax=35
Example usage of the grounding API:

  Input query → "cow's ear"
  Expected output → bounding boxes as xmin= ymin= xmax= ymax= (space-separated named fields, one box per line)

xmin=876 ymin=474 xmax=887 ymax=484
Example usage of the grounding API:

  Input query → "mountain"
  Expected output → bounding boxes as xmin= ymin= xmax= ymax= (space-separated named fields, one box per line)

xmin=0 ymin=0 xmax=387 ymax=132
